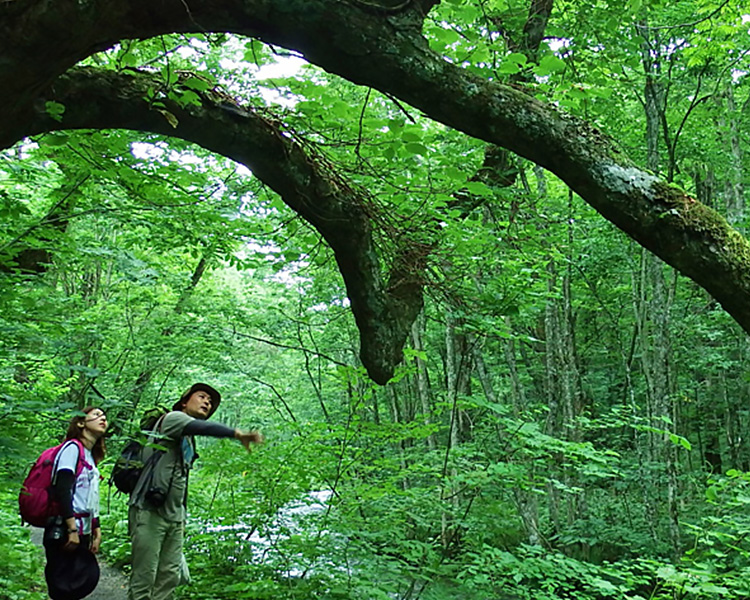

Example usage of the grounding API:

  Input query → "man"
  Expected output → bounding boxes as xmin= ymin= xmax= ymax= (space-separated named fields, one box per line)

xmin=127 ymin=382 xmax=263 ymax=600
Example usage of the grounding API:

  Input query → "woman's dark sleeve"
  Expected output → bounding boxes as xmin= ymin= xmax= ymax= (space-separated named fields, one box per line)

xmin=51 ymin=469 xmax=76 ymax=519
xmin=183 ymin=420 xmax=235 ymax=438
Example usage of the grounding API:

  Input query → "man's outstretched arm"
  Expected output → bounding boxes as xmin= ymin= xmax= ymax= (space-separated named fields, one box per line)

xmin=183 ymin=420 xmax=264 ymax=451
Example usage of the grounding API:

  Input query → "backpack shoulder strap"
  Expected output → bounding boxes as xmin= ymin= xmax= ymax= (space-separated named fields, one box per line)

xmin=53 ymin=439 xmax=91 ymax=479
xmin=149 ymin=413 xmax=169 ymax=439
xmin=157 ymin=412 xmax=168 ymax=430
xmin=70 ymin=438 xmax=91 ymax=474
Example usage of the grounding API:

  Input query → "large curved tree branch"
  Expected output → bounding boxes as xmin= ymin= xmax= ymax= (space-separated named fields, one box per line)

xmin=2 ymin=0 xmax=750 ymax=359
xmin=22 ymin=67 xmax=427 ymax=384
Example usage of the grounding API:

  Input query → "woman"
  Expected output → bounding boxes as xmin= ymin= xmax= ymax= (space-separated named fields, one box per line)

xmin=44 ymin=407 xmax=108 ymax=600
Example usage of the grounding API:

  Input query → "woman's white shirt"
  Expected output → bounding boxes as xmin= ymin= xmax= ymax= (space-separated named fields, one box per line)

xmin=53 ymin=440 xmax=100 ymax=534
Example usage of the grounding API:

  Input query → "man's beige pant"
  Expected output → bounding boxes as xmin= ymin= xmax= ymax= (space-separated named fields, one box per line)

xmin=128 ymin=506 xmax=183 ymax=600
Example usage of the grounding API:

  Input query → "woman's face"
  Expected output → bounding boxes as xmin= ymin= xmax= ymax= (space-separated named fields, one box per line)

xmin=83 ymin=409 xmax=108 ymax=438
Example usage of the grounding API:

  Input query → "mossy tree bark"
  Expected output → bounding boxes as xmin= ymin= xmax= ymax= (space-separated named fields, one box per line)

xmin=18 ymin=67 xmax=428 ymax=385
xmin=2 ymin=0 xmax=750 ymax=381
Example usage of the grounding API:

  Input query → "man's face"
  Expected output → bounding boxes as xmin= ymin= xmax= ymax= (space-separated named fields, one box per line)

xmin=183 ymin=390 xmax=213 ymax=419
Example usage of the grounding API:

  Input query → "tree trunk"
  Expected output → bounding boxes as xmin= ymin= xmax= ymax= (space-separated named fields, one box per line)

xmin=124 ymin=253 xmax=212 ymax=412
xmin=503 ymin=317 xmax=542 ymax=546
xmin=638 ymin=28 xmax=680 ymax=559
xmin=411 ymin=311 xmax=436 ymax=451
xmin=386 ymin=385 xmax=409 ymax=491
xmin=441 ymin=310 xmax=473 ymax=549
xmin=718 ymin=84 xmax=745 ymax=226
xmin=4 ymin=1 xmax=750 ymax=357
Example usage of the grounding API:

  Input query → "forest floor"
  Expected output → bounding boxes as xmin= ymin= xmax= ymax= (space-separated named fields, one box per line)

xmin=30 ymin=527 xmax=129 ymax=600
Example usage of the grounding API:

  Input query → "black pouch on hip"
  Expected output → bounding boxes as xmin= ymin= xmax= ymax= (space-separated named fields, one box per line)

xmin=43 ymin=515 xmax=67 ymax=545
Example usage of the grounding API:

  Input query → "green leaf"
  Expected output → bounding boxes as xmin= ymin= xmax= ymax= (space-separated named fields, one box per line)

xmin=43 ymin=133 xmax=70 ymax=147
xmin=161 ymin=66 xmax=179 ymax=86
xmin=444 ymin=166 xmax=467 ymax=181
xmin=331 ymin=100 xmax=350 ymax=118
xmin=539 ymin=55 xmax=566 ymax=73
xmin=507 ymin=52 xmax=528 ymax=65
xmin=387 ymin=119 xmax=404 ymax=132
xmin=68 ymin=365 xmax=101 ymax=377
xmin=177 ymin=90 xmax=202 ymax=107
xmin=435 ymin=27 xmax=461 ymax=46
xmin=464 ymin=181 xmax=493 ymax=196
xmin=401 ymin=131 xmax=422 ymax=143
xmin=120 ymin=51 xmax=138 ymax=67
xmin=668 ymin=433 xmax=691 ymax=451
xmin=568 ymin=86 xmax=590 ymax=99
xmin=45 ymin=101 xmax=66 ymax=122
xmin=628 ymin=0 xmax=643 ymax=14
xmin=404 ymin=142 xmax=428 ymax=155
xmin=156 ymin=109 xmax=179 ymax=128
xmin=181 ymin=76 xmax=213 ymax=92
xmin=498 ymin=61 xmax=521 ymax=74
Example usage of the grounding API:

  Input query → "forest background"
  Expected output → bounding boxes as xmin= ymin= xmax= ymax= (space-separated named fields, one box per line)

xmin=1 ymin=0 xmax=750 ymax=598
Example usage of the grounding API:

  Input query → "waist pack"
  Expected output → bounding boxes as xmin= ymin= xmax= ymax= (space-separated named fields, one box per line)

xmin=19 ymin=439 xmax=88 ymax=527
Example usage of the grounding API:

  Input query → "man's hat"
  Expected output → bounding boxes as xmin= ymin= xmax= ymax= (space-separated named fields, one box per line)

xmin=173 ymin=382 xmax=221 ymax=418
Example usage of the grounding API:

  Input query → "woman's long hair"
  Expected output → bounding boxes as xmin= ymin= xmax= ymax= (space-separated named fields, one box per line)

xmin=64 ymin=406 xmax=107 ymax=464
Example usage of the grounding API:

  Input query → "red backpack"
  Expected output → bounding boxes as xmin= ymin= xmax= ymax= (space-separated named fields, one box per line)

xmin=18 ymin=439 xmax=89 ymax=527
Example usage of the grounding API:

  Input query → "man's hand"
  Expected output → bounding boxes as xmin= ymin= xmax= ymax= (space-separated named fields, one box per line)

xmin=234 ymin=429 xmax=264 ymax=451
